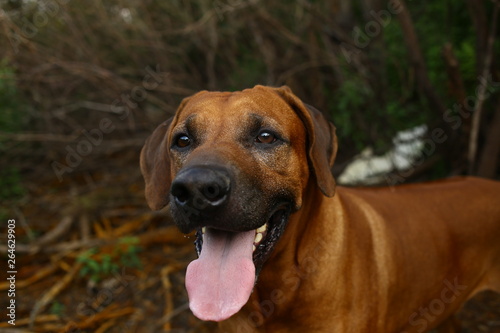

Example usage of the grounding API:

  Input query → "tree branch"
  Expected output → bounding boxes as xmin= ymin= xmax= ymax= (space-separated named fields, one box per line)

xmin=468 ymin=2 xmax=499 ymax=174
xmin=477 ymin=101 xmax=500 ymax=177
xmin=396 ymin=0 xmax=447 ymax=116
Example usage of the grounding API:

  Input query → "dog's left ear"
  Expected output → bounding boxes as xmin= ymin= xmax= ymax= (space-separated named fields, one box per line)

xmin=274 ymin=86 xmax=338 ymax=197
xmin=140 ymin=117 xmax=174 ymax=210
xmin=140 ymin=95 xmax=199 ymax=210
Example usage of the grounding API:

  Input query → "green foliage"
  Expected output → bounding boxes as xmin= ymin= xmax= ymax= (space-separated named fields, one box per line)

xmin=0 ymin=60 xmax=27 ymax=205
xmin=49 ymin=301 xmax=66 ymax=317
xmin=0 ymin=60 xmax=26 ymax=134
xmin=330 ymin=77 xmax=373 ymax=150
xmin=455 ymin=41 xmax=476 ymax=84
xmin=78 ymin=248 xmax=103 ymax=282
xmin=118 ymin=237 xmax=143 ymax=268
xmin=407 ymin=2 xmax=477 ymax=100
xmin=0 ymin=208 xmax=10 ymax=224
xmin=228 ymin=50 xmax=266 ymax=91
xmin=77 ymin=237 xmax=142 ymax=282
xmin=0 ymin=167 xmax=25 ymax=202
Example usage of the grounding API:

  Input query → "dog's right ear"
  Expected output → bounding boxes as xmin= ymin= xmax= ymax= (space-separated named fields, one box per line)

xmin=271 ymin=86 xmax=338 ymax=197
xmin=140 ymin=117 xmax=174 ymax=210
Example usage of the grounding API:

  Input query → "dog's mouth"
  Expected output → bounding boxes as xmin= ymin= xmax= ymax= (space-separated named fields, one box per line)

xmin=194 ymin=206 xmax=290 ymax=267
xmin=186 ymin=205 xmax=291 ymax=322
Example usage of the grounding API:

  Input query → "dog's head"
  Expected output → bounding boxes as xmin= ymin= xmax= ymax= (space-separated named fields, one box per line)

xmin=140 ymin=85 xmax=337 ymax=321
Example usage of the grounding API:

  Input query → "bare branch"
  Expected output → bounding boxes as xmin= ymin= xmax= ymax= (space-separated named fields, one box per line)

xmin=468 ymin=3 xmax=499 ymax=174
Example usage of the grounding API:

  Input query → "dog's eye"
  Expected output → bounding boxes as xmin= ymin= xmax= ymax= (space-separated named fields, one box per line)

xmin=255 ymin=131 xmax=277 ymax=144
xmin=175 ymin=134 xmax=191 ymax=148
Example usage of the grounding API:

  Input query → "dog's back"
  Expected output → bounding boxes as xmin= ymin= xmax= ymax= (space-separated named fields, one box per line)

xmin=340 ymin=176 xmax=500 ymax=292
xmin=331 ymin=177 xmax=500 ymax=331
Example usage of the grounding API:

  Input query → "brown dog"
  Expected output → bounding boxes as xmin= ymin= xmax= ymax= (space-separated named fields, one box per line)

xmin=140 ymin=85 xmax=500 ymax=332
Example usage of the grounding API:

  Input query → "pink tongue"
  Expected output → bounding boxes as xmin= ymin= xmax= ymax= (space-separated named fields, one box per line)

xmin=186 ymin=228 xmax=256 ymax=322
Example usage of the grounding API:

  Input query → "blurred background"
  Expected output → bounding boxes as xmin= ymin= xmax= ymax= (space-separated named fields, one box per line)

xmin=0 ymin=0 xmax=499 ymax=332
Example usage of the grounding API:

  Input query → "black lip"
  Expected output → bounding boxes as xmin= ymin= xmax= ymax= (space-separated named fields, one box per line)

xmin=253 ymin=205 xmax=291 ymax=272
xmin=194 ymin=228 xmax=203 ymax=257
xmin=192 ymin=203 xmax=292 ymax=273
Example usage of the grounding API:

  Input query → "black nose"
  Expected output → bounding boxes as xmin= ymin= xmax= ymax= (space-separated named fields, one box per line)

xmin=171 ymin=166 xmax=230 ymax=211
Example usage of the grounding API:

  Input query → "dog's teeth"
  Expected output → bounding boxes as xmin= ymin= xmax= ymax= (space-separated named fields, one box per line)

xmin=253 ymin=244 xmax=256 ymax=252
xmin=256 ymin=224 xmax=267 ymax=233
xmin=254 ymin=232 xmax=263 ymax=244
xmin=202 ymin=227 xmax=206 ymax=234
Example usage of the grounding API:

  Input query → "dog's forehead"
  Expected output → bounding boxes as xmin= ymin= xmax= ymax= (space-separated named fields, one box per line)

xmin=177 ymin=89 xmax=299 ymax=124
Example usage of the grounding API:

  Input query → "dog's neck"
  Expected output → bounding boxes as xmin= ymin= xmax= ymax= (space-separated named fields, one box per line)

xmin=227 ymin=183 xmax=346 ymax=331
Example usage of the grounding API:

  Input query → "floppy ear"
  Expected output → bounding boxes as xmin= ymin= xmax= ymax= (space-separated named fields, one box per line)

xmin=273 ymin=86 xmax=338 ymax=197
xmin=140 ymin=118 xmax=174 ymax=210
xmin=140 ymin=96 xmax=194 ymax=210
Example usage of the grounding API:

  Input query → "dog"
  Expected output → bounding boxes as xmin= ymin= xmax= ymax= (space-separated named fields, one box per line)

xmin=140 ymin=85 xmax=500 ymax=332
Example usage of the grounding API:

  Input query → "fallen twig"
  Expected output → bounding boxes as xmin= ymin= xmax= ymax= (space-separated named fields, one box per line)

xmin=0 ymin=314 xmax=59 ymax=329
xmin=35 ymin=216 xmax=74 ymax=247
xmin=59 ymin=303 xmax=135 ymax=332
xmin=160 ymin=266 xmax=174 ymax=331
xmin=155 ymin=302 xmax=190 ymax=330
xmin=0 ymin=224 xmax=189 ymax=254
xmin=29 ymin=263 xmax=82 ymax=329
xmin=0 ymin=263 xmax=58 ymax=291
xmin=95 ymin=318 xmax=118 ymax=333
xmin=468 ymin=3 xmax=499 ymax=173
